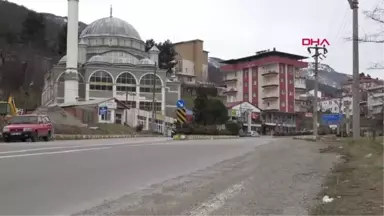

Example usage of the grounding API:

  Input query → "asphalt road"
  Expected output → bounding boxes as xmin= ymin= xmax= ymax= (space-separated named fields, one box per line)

xmin=0 ymin=137 xmax=275 ymax=215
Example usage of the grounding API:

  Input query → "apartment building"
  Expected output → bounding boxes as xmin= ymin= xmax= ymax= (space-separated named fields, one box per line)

xmin=342 ymin=74 xmax=383 ymax=96
xmin=173 ymin=39 xmax=209 ymax=83
xmin=367 ymin=85 xmax=384 ymax=116
xmin=319 ymin=97 xmax=353 ymax=114
xmin=220 ymin=48 xmax=308 ymax=133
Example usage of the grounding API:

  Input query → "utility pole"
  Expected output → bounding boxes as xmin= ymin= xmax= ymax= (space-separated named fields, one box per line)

xmin=151 ymin=63 xmax=157 ymax=132
xmin=307 ymin=45 xmax=328 ymax=139
xmin=348 ymin=0 xmax=360 ymax=139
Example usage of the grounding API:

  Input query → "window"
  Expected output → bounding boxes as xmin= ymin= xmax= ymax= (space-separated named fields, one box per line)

xmin=289 ymin=91 xmax=293 ymax=96
xmin=101 ymin=110 xmax=111 ymax=121
xmin=280 ymin=78 xmax=284 ymax=82
xmin=244 ymin=82 xmax=248 ymax=87
xmin=89 ymin=71 xmax=113 ymax=91
xmin=289 ymin=79 xmax=293 ymax=84
xmin=244 ymin=93 xmax=248 ymax=99
xmin=234 ymin=72 xmax=237 ymax=77
xmin=281 ymin=90 xmax=285 ymax=95
xmin=122 ymin=101 xmax=136 ymax=108
xmin=253 ymin=80 xmax=257 ymax=85
xmin=187 ymin=77 xmax=192 ymax=82
xmin=253 ymin=92 xmax=256 ymax=98
xmin=282 ymin=102 xmax=286 ymax=107
xmin=139 ymin=74 xmax=162 ymax=93
xmin=116 ymin=72 xmax=137 ymax=92
xmin=139 ymin=101 xmax=161 ymax=111
xmin=185 ymin=68 xmax=188 ymax=73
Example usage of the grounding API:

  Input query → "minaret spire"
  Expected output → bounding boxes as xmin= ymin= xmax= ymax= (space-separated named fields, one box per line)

xmin=110 ymin=5 xmax=113 ymax=17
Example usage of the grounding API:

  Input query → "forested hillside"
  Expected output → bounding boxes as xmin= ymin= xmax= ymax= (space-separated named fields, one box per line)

xmin=0 ymin=0 xmax=86 ymax=109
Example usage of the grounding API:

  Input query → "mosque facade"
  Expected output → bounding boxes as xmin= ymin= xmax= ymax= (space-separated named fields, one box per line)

xmin=41 ymin=10 xmax=181 ymax=119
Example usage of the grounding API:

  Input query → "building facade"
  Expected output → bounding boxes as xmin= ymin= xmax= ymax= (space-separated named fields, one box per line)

xmin=173 ymin=39 xmax=209 ymax=83
xmin=367 ymin=85 xmax=384 ymax=116
xmin=220 ymin=48 xmax=308 ymax=132
xmin=41 ymin=14 xmax=181 ymax=122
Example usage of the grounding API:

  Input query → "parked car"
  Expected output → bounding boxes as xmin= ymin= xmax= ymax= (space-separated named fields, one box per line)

xmin=2 ymin=114 xmax=54 ymax=142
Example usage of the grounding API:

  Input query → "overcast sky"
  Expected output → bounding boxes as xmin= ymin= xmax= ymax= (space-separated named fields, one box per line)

xmin=8 ymin=0 xmax=384 ymax=79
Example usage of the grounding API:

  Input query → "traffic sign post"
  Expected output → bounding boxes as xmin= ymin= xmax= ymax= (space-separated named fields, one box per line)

xmin=321 ymin=114 xmax=343 ymax=125
xmin=99 ymin=106 xmax=108 ymax=115
xmin=176 ymin=99 xmax=185 ymax=109
xmin=176 ymin=108 xmax=187 ymax=124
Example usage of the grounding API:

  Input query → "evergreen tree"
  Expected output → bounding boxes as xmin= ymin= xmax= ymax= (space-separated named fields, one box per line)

xmin=57 ymin=23 xmax=67 ymax=55
xmin=193 ymin=92 xmax=208 ymax=125
xmin=144 ymin=39 xmax=177 ymax=72
xmin=20 ymin=11 xmax=46 ymax=48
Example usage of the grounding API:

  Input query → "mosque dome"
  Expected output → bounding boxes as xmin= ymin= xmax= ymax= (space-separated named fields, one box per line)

xmin=80 ymin=16 xmax=141 ymax=40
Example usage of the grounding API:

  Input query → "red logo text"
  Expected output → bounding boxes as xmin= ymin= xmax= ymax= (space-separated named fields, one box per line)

xmin=302 ymin=38 xmax=330 ymax=46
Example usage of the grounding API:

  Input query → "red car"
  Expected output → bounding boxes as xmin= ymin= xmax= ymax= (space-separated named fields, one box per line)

xmin=2 ymin=114 xmax=54 ymax=142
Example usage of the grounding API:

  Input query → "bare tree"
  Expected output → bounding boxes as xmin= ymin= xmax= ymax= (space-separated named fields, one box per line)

xmin=345 ymin=1 xmax=384 ymax=69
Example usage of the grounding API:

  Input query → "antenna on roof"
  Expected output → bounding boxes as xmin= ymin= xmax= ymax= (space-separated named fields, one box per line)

xmin=110 ymin=5 xmax=113 ymax=17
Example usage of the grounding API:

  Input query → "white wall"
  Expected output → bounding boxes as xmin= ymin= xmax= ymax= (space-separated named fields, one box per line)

xmin=202 ymin=64 xmax=208 ymax=82
xmin=320 ymin=96 xmax=353 ymax=114
xmin=181 ymin=59 xmax=195 ymax=76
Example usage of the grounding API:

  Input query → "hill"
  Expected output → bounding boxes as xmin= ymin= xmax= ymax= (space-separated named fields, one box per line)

xmin=0 ymin=0 xmax=87 ymax=108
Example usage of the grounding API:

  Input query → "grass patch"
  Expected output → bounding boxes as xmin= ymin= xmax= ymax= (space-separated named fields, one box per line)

xmin=312 ymin=138 xmax=384 ymax=215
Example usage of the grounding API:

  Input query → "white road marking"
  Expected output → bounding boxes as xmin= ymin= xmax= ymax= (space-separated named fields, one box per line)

xmin=0 ymin=138 xmax=266 ymax=159
xmin=0 ymin=139 xmax=170 ymax=155
xmin=186 ymin=182 xmax=244 ymax=216
xmin=0 ymin=147 xmax=111 ymax=159
xmin=0 ymin=146 xmax=88 ymax=154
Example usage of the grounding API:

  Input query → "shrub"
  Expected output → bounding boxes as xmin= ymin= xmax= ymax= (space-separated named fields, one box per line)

xmin=135 ymin=124 xmax=144 ymax=132
xmin=225 ymin=121 xmax=241 ymax=135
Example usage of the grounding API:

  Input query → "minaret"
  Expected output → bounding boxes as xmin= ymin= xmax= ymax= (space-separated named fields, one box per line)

xmin=64 ymin=0 xmax=79 ymax=103
xmin=148 ymin=46 xmax=160 ymax=65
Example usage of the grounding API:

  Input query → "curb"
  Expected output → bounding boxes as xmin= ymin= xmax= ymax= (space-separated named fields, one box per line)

xmin=173 ymin=134 xmax=239 ymax=140
xmin=292 ymin=135 xmax=317 ymax=142
xmin=54 ymin=134 xmax=163 ymax=140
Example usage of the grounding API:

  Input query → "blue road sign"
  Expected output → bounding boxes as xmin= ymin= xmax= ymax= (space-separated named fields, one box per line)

xmin=99 ymin=106 xmax=108 ymax=115
xmin=176 ymin=99 xmax=185 ymax=108
xmin=321 ymin=113 xmax=342 ymax=125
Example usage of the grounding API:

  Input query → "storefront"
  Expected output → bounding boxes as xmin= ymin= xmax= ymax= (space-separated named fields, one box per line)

xmin=227 ymin=101 xmax=262 ymax=132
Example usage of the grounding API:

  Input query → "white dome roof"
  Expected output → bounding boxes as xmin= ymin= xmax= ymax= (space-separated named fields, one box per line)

xmin=80 ymin=17 xmax=141 ymax=40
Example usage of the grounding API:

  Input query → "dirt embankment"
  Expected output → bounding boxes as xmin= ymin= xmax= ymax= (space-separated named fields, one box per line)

xmin=312 ymin=138 xmax=384 ymax=215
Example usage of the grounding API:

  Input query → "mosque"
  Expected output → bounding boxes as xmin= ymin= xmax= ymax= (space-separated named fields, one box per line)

xmin=41 ymin=1 xmax=180 ymax=130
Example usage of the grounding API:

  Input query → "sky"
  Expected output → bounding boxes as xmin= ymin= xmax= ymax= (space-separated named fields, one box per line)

xmin=8 ymin=0 xmax=384 ymax=79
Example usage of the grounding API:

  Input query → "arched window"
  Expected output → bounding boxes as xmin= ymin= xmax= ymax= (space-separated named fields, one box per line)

xmin=116 ymin=72 xmax=136 ymax=92
xmin=89 ymin=71 xmax=113 ymax=91
xmin=57 ymin=73 xmax=85 ymax=83
xmin=139 ymin=74 xmax=162 ymax=93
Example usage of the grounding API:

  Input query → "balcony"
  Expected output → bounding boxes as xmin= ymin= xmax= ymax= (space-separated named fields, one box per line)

xmin=294 ymin=95 xmax=306 ymax=101
xmin=294 ymin=105 xmax=307 ymax=113
xmin=294 ymin=79 xmax=306 ymax=90
xmin=262 ymin=102 xmax=279 ymax=110
xmin=262 ymin=91 xmax=279 ymax=100
xmin=261 ymin=70 xmax=278 ymax=76
xmin=223 ymin=88 xmax=238 ymax=94
xmin=262 ymin=80 xmax=279 ymax=88
xmin=222 ymin=78 xmax=238 ymax=84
